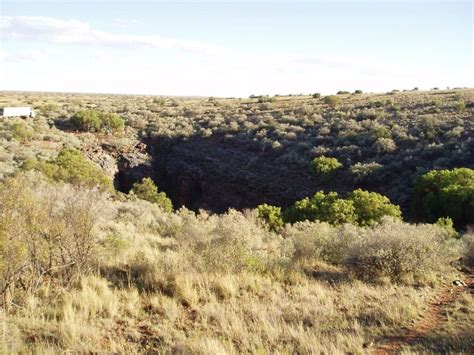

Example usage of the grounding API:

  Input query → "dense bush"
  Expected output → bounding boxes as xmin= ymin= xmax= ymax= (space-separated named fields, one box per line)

xmin=256 ymin=204 xmax=284 ymax=231
xmin=311 ymin=156 xmax=342 ymax=178
xmin=21 ymin=149 xmax=113 ymax=190
xmin=131 ymin=177 xmax=173 ymax=213
xmin=70 ymin=110 xmax=124 ymax=133
xmin=323 ymin=95 xmax=341 ymax=107
xmin=348 ymin=189 xmax=401 ymax=226
xmin=283 ymin=189 xmax=401 ymax=227
xmin=414 ymin=168 xmax=474 ymax=227
xmin=10 ymin=122 xmax=34 ymax=142
xmin=284 ymin=191 xmax=357 ymax=225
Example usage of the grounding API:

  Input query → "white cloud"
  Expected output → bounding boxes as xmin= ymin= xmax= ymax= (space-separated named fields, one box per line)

xmin=1 ymin=16 xmax=220 ymax=55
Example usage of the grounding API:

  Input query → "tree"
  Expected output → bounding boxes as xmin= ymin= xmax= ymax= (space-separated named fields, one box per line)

xmin=284 ymin=191 xmax=356 ymax=225
xmin=70 ymin=110 xmax=124 ymax=133
xmin=131 ymin=177 xmax=173 ymax=213
xmin=414 ymin=168 xmax=474 ymax=227
xmin=348 ymin=189 xmax=401 ymax=226
xmin=256 ymin=204 xmax=284 ymax=231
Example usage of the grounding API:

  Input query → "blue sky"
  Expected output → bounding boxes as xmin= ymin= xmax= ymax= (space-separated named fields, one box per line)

xmin=1 ymin=1 xmax=472 ymax=96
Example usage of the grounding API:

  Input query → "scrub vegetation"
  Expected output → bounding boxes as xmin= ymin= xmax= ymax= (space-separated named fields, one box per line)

xmin=0 ymin=88 xmax=473 ymax=353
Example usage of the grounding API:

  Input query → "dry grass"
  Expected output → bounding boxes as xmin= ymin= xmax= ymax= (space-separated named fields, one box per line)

xmin=1 ymin=174 xmax=468 ymax=354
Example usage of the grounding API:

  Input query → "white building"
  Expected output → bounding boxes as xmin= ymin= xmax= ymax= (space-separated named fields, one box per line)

xmin=0 ymin=107 xmax=36 ymax=118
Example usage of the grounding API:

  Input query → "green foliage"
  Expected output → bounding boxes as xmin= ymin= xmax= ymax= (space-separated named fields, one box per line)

xmin=435 ymin=217 xmax=459 ymax=238
xmin=311 ymin=156 xmax=342 ymax=177
xmin=70 ymin=110 xmax=124 ymax=133
xmin=256 ymin=204 xmax=284 ymax=231
xmin=348 ymin=189 xmax=401 ymax=226
xmin=284 ymin=191 xmax=357 ymax=225
xmin=284 ymin=189 xmax=402 ymax=227
xmin=414 ymin=168 xmax=474 ymax=227
xmin=131 ymin=177 xmax=173 ymax=213
xmin=354 ymin=90 xmax=363 ymax=94
xmin=21 ymin=149 xmax=113 ymax=190
xmin=323 ymin=95 xmax=341 ymax=107
xmin=10 ymin=122 xmax=34 ymax=142
xmin=337 ymin=91 xmax=350 ymax=95
xmin=455 ymin=100 xmax=466 ymax=113
xmin=312 ymin=93 xmax=321 ymax=99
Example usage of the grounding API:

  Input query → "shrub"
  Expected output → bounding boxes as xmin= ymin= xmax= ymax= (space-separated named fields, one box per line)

xmin=131 ymin=177 xmax=173 ymax=213
xmin=10 ymin=122 xmax=34 ymax=142
xmin=256 ymin=204 xmax=284 ymax=231
xmin=354 ymin=90 xmax=363 ymax=94
xmin=70 ymin=110 xmax=124 ymax=133
xmin=344 ymin=219 xmax=461 ymax=283
xmin=70 ymin=110 xmax=101 ymax=132
xmin=21 ymin=149 xmax=113 ymax=190
xmin=0 ymin=173 xmax=106 ymax=305
xmin=337 ymin=91 xmax=350 ymax=95
xmin=323 ymin=95 xmax=341 ymax=107
xmin=348 ymin=189 xmax=402 ymax=226
xmin=311 ymin=156 xmax=342 ymax=178
xmin=461 ymin=232 xmax=474 ymax=268
xmin=414 ymin=168 xmax=474 ymax=227
xmin=312 ymin=93 xmax=321 ymax=99
xmin=284 ymin=191 xmax=357 ymax=225
xmin=455 ymin=100 xmax=466 ymax=113
xmin=435 ymin=217 xmax=459 ymax=238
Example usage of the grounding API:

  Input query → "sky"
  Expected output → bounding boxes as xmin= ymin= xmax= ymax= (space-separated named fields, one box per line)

xmin=1 ymin=1 xmax=473 ymax=97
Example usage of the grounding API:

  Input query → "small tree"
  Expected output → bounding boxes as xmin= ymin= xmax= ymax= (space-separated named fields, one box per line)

xmin=131 ymin=177 xmax=173 ymax=213
xmin=414 ymin=168 xmax=474 ymax=227
xmin=284 ymin=191 xmax=356 ymax=225
xmin=348 ymin=189 xmax=401 ymax=226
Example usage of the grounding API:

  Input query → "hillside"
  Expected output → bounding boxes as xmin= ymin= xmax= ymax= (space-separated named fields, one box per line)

xmin=1 ymin=89 xmax=473 ymax=216
xmin=0 ymin=89 xmax=473 ymax=353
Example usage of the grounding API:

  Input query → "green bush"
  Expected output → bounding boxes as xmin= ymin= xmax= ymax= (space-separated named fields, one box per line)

xmin=348 ymin=189 xmax=401 ymax=226
xmin=323 ymin=95 xmax=341 ymax=107
xmin=10 ymin=122 xmax=34 ymax=142
xmin=131 ymin=177 xmax=173 ymax=213
xmin=311 ymin=156 xmax=342 ymax=178
xmin=70 ymin=110 xmax=124 ymax=133
xmin=256 ymin=204 xmax=284 ymax=231
xmin=414 ymin=168 xmax=474 ymax=227
xmin=21 ymin=149 xmax=113 ymax=190
xmin=284 ymin=191 xmax=357 ymax=225
xmin=455 ymin=100 xmax=466 ymax=113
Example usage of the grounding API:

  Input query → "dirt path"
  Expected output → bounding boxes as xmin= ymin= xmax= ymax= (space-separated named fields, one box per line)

xmin=372 ymin=274 xmax=474 ymax=354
